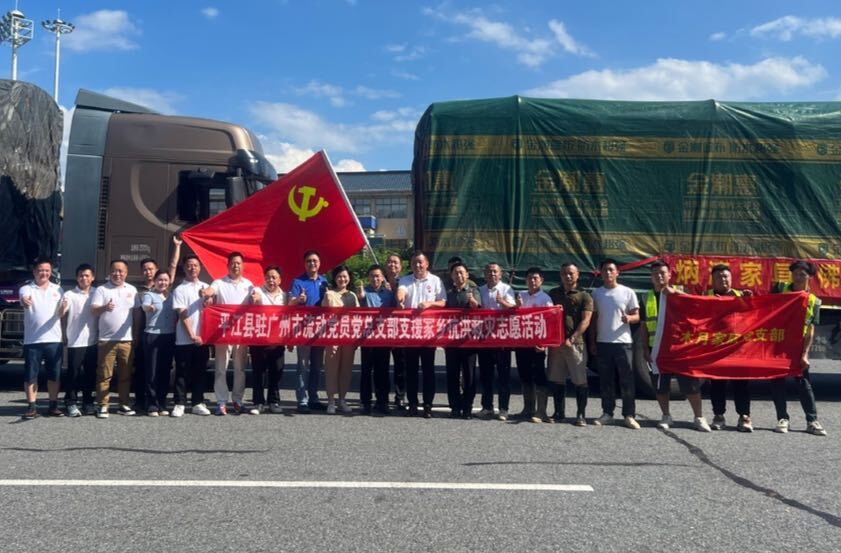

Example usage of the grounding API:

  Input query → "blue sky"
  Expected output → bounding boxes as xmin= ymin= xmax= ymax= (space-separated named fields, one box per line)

xmin=8 ymin=1 xmax=841 ymax=172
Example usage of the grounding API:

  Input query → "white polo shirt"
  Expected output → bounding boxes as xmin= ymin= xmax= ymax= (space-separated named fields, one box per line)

xmin=210 ymin=275 xmax=254 ymax=305
xmin=18 ymin=282 xmax=63 ymax=345
xmin=92 ymin=281 xmax=139 ymax=342
xmin=479 ymin=281 xmax=515 ymax=310
xmin=517 ymin=289 xmax=554 ymax=308
xmin=64 ymin=286 xmax=98 ymax=347
xmin=397 ymin=273 xmax=445 ymax=308
xmin=172 ymin=279 xmax=209 ymax=346
xmin=260 ymin=287 xmax=287 ymax=306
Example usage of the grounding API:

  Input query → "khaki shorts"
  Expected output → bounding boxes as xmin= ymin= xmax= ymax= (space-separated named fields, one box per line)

xmin=547 ymin=342 xmax=587 ymax=386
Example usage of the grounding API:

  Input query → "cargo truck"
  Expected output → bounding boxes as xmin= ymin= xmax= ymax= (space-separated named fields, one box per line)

xmin=413 ymin=95 xmax=841 ymax=393
xmin=0 ymin=80 xmax=276 ymax=361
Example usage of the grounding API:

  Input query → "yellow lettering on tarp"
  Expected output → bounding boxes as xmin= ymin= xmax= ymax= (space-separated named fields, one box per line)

xmin=754 ymin=328 xmax=768 ymax=342
xmin=739 ymin=261 xmax=763 ymax=288
xmin=712 ymin=332 xmax=727 ymax=345
xmin=773 ymin=262 xmax=790 ymax=284
xmin=711 ymin=173 xmax=733 ymax=195
xmin=817 ymin=264 xmax=841 ymax=289
xmin=734 ymin=174 xmax=758 ymax=196
xmin=770 ymin=328 xmax=785 ymax=342
xmin=680 ymin=331 xmax=693 ymax=344
xmin=675 ymin=258 xmax=700 ymax=286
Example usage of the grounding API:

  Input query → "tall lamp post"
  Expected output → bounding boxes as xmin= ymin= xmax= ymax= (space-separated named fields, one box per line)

xmin=0 ymin=8 xmax=34 ymax=80
xmin=42 ymin=13 xmax=74 ymax=102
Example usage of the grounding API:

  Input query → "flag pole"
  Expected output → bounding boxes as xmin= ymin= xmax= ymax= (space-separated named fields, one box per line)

xmin=320 ymin=150 xmax=379 ymax=265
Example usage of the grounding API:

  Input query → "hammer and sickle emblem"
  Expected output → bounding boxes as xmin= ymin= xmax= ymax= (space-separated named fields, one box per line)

xmin=288 ymin=185 xmax=329 ymax=222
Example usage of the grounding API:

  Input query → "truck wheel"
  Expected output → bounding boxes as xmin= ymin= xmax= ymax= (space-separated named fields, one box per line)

xmin=631 ymin=326 xmax=656 ymax=399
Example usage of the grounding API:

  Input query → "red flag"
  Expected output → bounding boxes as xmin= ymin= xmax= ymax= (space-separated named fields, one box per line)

xmin=652 ymin=292 xmax=808 ymax=379
xmin=182 ymin=151 xmax=367 ymax=288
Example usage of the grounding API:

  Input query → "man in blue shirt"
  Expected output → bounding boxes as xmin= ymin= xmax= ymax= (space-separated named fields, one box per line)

xmin=289 ymin=250 xmax=329 ymax=412
xmin=358 ymin=264 xmax=395 ymax=415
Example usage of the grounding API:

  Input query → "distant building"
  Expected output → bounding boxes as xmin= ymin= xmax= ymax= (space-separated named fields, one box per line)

xmin=338 ymin=170 xmax=412 ymax=249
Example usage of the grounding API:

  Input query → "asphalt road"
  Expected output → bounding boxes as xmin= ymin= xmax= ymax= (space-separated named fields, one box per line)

xmin=0 ymin=359 xmax=840 ymax=552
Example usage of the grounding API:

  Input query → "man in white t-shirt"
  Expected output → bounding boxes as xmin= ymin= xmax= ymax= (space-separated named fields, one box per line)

xmin=19 ymin=257 xmax=64 ymax=419
xmin=203 ymin=251 xmax=257 ymax=416
xmin=92 ymin=259 xmax=140 ymax=418
xmin=477 ymin=262 xmax=515 ymax=420
xmin=171 ymin=254 xmax=212 ymax=417
xmin=514 ymin=267 xmax=555 ymax=423
xmin=396 ymin=251 xmax=445 ymax=418
xmin=588 ymin=259 xmax=641 ymax=429
xmin=60 ymin=263 xmax=99 ymax=417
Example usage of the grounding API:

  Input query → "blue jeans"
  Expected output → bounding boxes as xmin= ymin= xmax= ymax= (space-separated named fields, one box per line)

xmin=24 ymin=342 xmax=62 ymax=384
xmin=295 ymin=346 xmax=324 ymax=405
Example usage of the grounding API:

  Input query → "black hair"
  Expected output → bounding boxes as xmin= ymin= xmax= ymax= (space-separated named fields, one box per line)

xmin=75 ymin=263 xmax=94 ymax=276
xmin=153 ymin=270 xmax=169 ymax=280
xmin=789 ymin=260 xmax=817 ymax=276
xmin=367 ymin=264 xmax=384 ymax=275
xmin=264 ymin=264 xmax=283 ymax=276
xmin=525 ymin=266 xmax=544 ymax=278
xmin=182 ymin=254 xmax=201 ymax=265
xmin=140 ymin=258 xmax=157 ymax=268
xmin=449 ymin=261 xmax=468 ymax=274
xmin=227 ymin=251 xmax=244 ymax=263
xmin=650 ymin=260 xmax=670 ymax=271
xmin=330 ymin=264 xmax=351 ymax=288
xmin=599 ymin=258 xmax=618 ymax=270
xmin=110 ymin=259 xmax=129 ymax=269
xmin=560 ymin=262 xmax=578 ymax=271
xmin=711 ymin=263 xmax=731 ymax=276
xmin=303 ymin=249 xmax=321 ymax=260
xmin=32 ymin=256 xmax=53 ymax=269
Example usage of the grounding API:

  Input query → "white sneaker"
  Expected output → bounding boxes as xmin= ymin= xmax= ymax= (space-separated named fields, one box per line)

xmin=171 ymin=405 xmax=185 ymax=418
xmin=496 ymin=409 xmax=509 ymax=421
xmin=694 ymin=417 xmax=712 ymax=432
xmin=711 ymin=415 xmax=726 ymax=430
xmin=96 ymin=406 xmax=109 ymax=419
xmin=159 ymin=409 xmax=170 ymax=417
xmin=339 ymin=400 xmax=352 ymax=414
xmin=192 ymin=403 xmax=211 ymax=416
xmin=147 ymin=410 xmax=159 ymax=417
xmin=624 ymin=416 xmax=641 ymax=430
xmin=118 ymin=404 xmax=135 ymax=416
xmin=327 ymin=400 xmax=336 ymax=415
xmin=594 ymin=413 xmax=613 ymax=426
xmin=247 ymin=405 xmax=260 ymax=415
xmin=657 ymin=414 xmax=673 ymax=430
xmin=478 ymin=408 xmax=494 ymax=418
xmin=807 ymin=421 xmax=827 ymax=436
xmin=737 ymin=414 xmax=754 ymax=433
xmin=269 ymin=403 xmax=283 ymax=414
xmin=774 ymin=418 xmax=790 ymax=433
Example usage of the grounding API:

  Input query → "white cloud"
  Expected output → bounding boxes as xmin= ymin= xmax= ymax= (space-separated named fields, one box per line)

xmin=424 ymin=8 xmax=591 ymax=67
xmin=334 ymin=159 xmax=366 ymax=172
xmin=525 ymin=57 xmax=826 ymax=101
xmin=64 ymin=10 xmax=140 ymax=52
xmin=385 ymin=43 xmax=406 ymax=53
xmin=258 ymin=139 xmax=365 ymax=174
xmin=394 ymin=45 xmax=427 ymax=62
xmin=709 ymin=31 xmax=726 ymax=41
xmin=354 ymin=86 xmax=401 ymax=100
xmin=547 ymin=20 xmax=594 ymax=57
xmin=292 ymin=81 xmax=401 ymax=106
xmin=249 ymin=102 xmax=420 ymax=154
xmin=750 ymin=15 xmax=841 ymax=41
xmin=201 ymin=7 xmax=220 ymax=19
xmin=392 ymin=70 xmax=420 ymax=81
xmin=102 ymin=87 xmax=183 ymax=114
xmin=294 ymin=80 xmax=347 ymax=107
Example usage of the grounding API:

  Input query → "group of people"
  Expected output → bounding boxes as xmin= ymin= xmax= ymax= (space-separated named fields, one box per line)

xmin=16 ymin=243 xmax=827 ymax=435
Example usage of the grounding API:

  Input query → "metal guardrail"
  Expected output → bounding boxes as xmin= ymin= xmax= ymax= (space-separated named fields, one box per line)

xmin=0 ymin=307 xmax=24 ymax=360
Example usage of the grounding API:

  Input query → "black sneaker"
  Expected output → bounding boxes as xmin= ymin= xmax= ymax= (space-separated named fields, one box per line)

xmin=407 ymin=405 xmax=419 ymax=417
xmin=22 ymin=406 xmax=38 ymax=420
xmin=423 ymin=406 xmax=433 ymax=419
xmin=308 ymin=401 xmax=327 ymax=411
xmin=296 ymin=404 xmax=310 ymax=414
xmin=361 ymin=404 xmax=373 ymax=415
xmin=48 ymin=407 xmax=65 ymax=417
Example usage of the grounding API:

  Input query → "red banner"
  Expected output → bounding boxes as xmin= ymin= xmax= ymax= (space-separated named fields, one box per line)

xmin=652 ymin=292 xmax=808 ymax=379
xmin=661 ymin=254 xmax=841 ymax=301
xmin=182 ymin=151 xmax=366 ymax=288
xmin=201 ymin=305 xmax=564 ymax=348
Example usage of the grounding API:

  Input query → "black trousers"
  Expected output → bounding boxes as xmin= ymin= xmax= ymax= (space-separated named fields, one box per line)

xmin=132 ymin=339 xmax=146 ymax=408
xmin=405 ymin=347 xmax=436 ymax=408
xmin=64 ymin=345 xmax=97 ymax=405
xmin=515 ymin=348 xmax=548 ymax=387
xmin=478 ymin=348 xmax=511 ymax=411
xmin=595 ymin=343 xmax=635 ymax=418
xmin=144 ymin=333 xmax=175 ymax=410
xmin=250 ymin=346 xmax=284 ymax=405
xmin=391 ymin=347 xmax=407 ymax=403
xmin=770 ymin=367 xmax=818 ymax=422
xmin=361 ymin=347 xmax=391 ymax=407
xmin=710 ymin=379 xmax=750 ymax=417
xmin=174 ymin=344 xmax=209 ymax=406
xmin=445 ymin=348 xmax=477 ymax=415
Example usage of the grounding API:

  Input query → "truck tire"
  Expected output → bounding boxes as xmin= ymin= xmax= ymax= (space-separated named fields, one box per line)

xmin=631 ymin=325 xmax=656 ymax=399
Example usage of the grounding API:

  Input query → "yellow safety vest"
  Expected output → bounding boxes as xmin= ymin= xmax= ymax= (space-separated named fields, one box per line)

xmin=645 ymin=290 xmax=658 ymax=347
xmin=782 ymin=283 xmax=817 ymax=336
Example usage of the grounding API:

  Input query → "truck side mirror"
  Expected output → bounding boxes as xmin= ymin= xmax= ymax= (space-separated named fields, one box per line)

xmin=226 ymin=176 xmax=247 ymax=207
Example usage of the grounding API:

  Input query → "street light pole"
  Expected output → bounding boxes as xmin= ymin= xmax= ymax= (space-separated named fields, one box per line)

xmin=0 ymin=8 xmax=33 ymax=80
xmin=42 ymin=13 xmax=74 ymax=102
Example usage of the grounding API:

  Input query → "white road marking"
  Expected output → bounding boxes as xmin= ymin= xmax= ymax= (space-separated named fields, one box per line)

xmin=0 ymin=479 xmax=592 ymax=492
